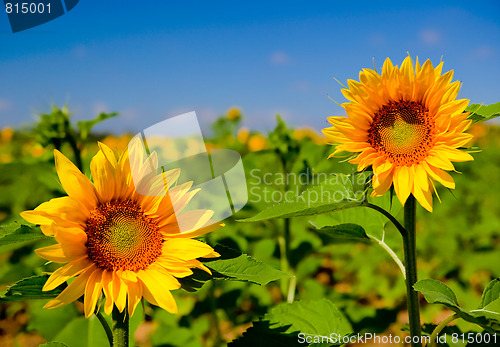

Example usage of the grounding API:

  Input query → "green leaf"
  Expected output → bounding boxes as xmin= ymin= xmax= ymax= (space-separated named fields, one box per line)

xmin=311 ymin=193 xmax=402 ymax=241
xmin=415 ymin=279 xmax=500 ymax=333
xmin=178 ymin=244 xmax=290 ymax=291
xmin=54 ymin=316 xmax=110 ymax=347
xmin=39 ymin=342 xmax=69 ymax=347
xmin=467 ymin=298 xmax=500 ymax=333
xmin=311 ymin=223 xmax=371 ymax=244
xmin=466 ymin=102 xmax=500 ymax=123
xmin=230 ymin=299 xmax=352 ymax=346
xmin=239 ymin=175 xmax=364 ymax=222
xmin=413 ymin=279 xmax=460 ymax=309
xmin=229 ymin=321 xmax=301 ymax=346
xmin=0 ymin=222 xmax=50 ymax=247
xmin=28 ymin=300 xmax=78 ymax=340
xmin=77 ymin=112 xmax=118 ymax=139
xmin=479 ymin=278 xmax=500 ymax=309
xmin=0 ymin=274 xmax=66 ymax=302
xmin=203 ymin=244 xmax=291 ymax=285
xmin=178 ymin=268 xmax=212 ymax=292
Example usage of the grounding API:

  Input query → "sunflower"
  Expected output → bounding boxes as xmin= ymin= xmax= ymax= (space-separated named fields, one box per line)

xmin=322 ymin=56 xmax=474 ymax=212
xmin=20 ymin=139 xmax=221 ymax=318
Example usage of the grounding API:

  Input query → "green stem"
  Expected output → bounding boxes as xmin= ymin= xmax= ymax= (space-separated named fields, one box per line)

xmin=209 ymin=281 xmax=223 ymax=347
xmin=284 ymin=218 xmax=295 ymax=302
xmin=403 ymin=195 xmax=422 ymax=347
xmin=363 ymin=202 xmax=407 ymax=238
xmin=371 ymin=236 xmax=406 ymax=279
xmin=428 ymin=313 xmax=459 ymax=347
xmin=95 ymin=310 xmax=113 ymax=347
xmin=66 ymin=133 xmax=83 ymax=171
xmin=112 ymin=306 xmax=129 ymax=347
xmin=278 ymin=234 xmax=289 ymax=299
xmin=205 ymin=233 xmax=222 ymax=346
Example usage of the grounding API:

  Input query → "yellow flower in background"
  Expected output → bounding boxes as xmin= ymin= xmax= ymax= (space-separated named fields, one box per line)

xmin=237 ymin=127 xmax=250 ymax=143
xmin=294 ymin=127 xmax=327 ymax=145
xmin=21 ymin=141 xmax=220 ymax=318
xmin=323 ymin=56 xmax=473 ymax=212
xmin=247 ymin=134 xmax=268 ymax=152
xmin=1 ymin=126 xmax=14 ymax=142
xmin=101 ymin=134 xmax=133 ymax=152
xmin=227 ymin=107 xmax=241 ymax=121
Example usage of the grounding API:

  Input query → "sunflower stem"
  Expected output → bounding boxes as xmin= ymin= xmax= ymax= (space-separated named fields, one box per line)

xmin=112 ymin=306 xmax=129 ymax=347
xmin=403 ymin=195 xmax=422 ymax=346
xmin=95 ymin=310 xmax=113 ymax=347
xmin=428 ymin=313 xmax=459 ymax=347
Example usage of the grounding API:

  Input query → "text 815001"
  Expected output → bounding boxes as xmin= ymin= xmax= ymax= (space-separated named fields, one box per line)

xmin=5 ymin=2 xmax=51 ymax=14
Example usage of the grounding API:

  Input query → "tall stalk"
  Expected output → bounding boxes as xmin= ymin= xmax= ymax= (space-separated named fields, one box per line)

xmin=403 ymin=195 xmax=422 ymax=346
xmin=112 ymin=306 xmax=129 ymax=347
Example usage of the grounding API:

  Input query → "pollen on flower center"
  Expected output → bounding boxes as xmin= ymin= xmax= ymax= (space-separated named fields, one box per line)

xmin=368 ymin=101 xmax=435 ymax=165
xmin=85 ymin=199 xmax=163 ymax=271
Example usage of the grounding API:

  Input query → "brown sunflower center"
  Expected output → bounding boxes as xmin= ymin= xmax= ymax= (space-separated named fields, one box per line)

xmin=85 ymin=200 xmax=163 ymax=271
xmin=368 ymin=101 xmax=434 ymax=165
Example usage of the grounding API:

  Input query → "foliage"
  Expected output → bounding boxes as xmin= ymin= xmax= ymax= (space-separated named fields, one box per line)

xmin=0 ymin=105 xmax=499 ymax=346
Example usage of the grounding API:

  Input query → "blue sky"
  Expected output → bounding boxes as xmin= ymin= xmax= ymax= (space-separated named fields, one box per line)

xmin=1 ymin=1 xmax=499 ymax=135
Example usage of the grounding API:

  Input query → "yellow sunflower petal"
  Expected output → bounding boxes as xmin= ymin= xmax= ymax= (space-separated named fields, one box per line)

xmin=112 ymin=272 xmax=127 ymax=313
xmin=138 ymin=270 xmax=178 ymax=313
xmin=412 ymin=183 xmax=433 ymax=212
xmin=44 ymin=265 xmax=96 ymax=309
xmin=162 ymin=239 xmax=216 ymax=260
xmin=393 ymin=166 xmax=412 ymax=205
xmin=36 ymin=244 xmax=75 ymax=263
xmin=54 ymin=150 xmax=98 ymax=211
xmin=422 ymin=162 xmax=455 ymax=189
xmin=43 ymin=256 xmax=92 ymax=291
xmin=102 ymin=270 xmax=114 ymax=315
xmin=126 ymin=281 xmax=143 ymax=317
xmin=84 ymin=268 xmax=103 ymax=318
xmin=90 ymin=150 xmax=116 ymax=203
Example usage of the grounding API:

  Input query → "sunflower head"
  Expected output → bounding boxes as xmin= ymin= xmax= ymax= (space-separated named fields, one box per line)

xmin=322 ymin=56 xmax=474 ymax=212
xmin=21 ymin=140 xmax=221 ymax=317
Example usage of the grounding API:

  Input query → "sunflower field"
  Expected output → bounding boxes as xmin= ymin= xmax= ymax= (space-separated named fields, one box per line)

xmin=1 ymin=61 xmax=500 ymax=347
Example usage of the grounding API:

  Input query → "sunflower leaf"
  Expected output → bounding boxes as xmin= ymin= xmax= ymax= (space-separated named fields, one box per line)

xmin=0 ymin=274 xmax=66 ymax=302
xmin=311 ymin=193 xmax=402 ymax=241
xmin=39 ymin=342 xmax=69 ymax=347
xmin=479 ymin=278 xmax=500 ymax=309
xmin=466 ymin=102 xmax=500 ymax=123
xmin=0 ymin=221 xmax=50 ymax=248
xmin=310 ymin=223 xmax=371 ymax=244
xmin=239 ymin=175 xmax=365 ymax=222
xmin=201 ymin=244 xmax=291 ymax=286
xmin=77 ymin=112 xmax=119 ymax=139
xmin=413 ymin=279 xmax=460 ymax=308
xmin=414 ymin=279 xmax=500 ymax=333
xmin=229 ymin=299 xmax=352 ymax=346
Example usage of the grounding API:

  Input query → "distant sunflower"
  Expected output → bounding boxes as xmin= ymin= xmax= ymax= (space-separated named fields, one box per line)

xmin=323 ymin=56 xmax=474 ymax=211
xmin=21 ymin=139 xmax=220 ymax=317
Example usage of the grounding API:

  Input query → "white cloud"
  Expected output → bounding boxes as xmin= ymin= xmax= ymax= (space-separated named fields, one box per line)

xmin=472 ymin=46 xmax=494 ymax=59
xmin=92 ymin=101 xmax=111 ymax=115
xmin=419 ymin=29 xmax=441 ymax=45
xmin=369 ymin=33 xmax=387 ymax=46
xmin=0 ymin=98 xmax=13 ymax=112
xmin=71 ymin=45 xmax=87 ymax=59
xmin=291 ymin=81 xmax=311 ymax=92
xmin=270 ymin=51 xmax=291 ymax=66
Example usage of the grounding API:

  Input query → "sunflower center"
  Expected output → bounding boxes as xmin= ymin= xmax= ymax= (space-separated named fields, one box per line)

xmin=85 ymin=200 xmax=163 ymax=271
xmin=368 ymin=101 xmax=434 ymax=165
